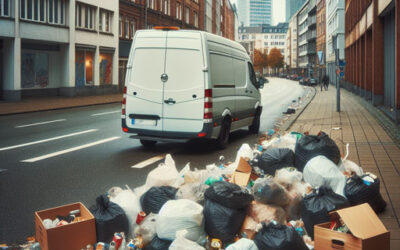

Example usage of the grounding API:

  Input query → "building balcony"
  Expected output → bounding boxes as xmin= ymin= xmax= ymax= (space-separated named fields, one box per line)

xmin=307 ymin=30 xmax=317 ymax=41
xmin=308 ymin=16 xmax=316 ymax=27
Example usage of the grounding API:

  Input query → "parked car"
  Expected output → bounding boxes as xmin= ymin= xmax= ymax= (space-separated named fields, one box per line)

xmin=122 ymin=27 xmax=263 ymax=149
xmin=309 ymin=78 xmax=318 ymax=86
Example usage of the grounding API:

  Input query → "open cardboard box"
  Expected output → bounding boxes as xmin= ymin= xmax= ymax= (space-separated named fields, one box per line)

xmin=35 ymin=202 xmax=96 ymax=250
xmin=231 ymin=157 xmax=252 ymax=186
xmin=314 ymin=203 xmax=390 ymax=250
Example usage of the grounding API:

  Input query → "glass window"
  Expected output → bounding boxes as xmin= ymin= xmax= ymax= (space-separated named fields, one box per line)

xmin=247 ymin=62 xmax=257 ymax=87
xmin=76 ymin=3 xmax=95 ymax=30
xmin=100 ymin=52 xmax=113 ymax=85
xmin=0 ymin=0 xmax=10 ymax=17
xmin=21 ymin=52 xmax=49 ymax=89
xmin=75 ymin=50 xmax=94 ymax=86
xmin=100 ymin=9 xmax=113 ymax=33
xmin=185 ymin=7 xmax=189 ymax=23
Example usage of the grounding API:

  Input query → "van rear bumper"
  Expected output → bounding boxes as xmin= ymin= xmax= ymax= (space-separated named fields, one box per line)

xmin=121 ymin=119 xmax=214 ymax=140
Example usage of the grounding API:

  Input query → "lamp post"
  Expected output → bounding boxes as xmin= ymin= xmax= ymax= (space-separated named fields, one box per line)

xmin=144 ymin=0 xmax=148 ymax=29
xmin=333 ymin=34 xmax=340 ymax=112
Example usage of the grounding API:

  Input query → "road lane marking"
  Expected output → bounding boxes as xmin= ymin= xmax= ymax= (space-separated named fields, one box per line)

xmin=0 ymin=129 xmax=98 ymax=151
xmin=16 ymin=119 xmax=66 ymax=128
xmin=21 ymin=136 xmax=121 ymax=163
xmin=131 ymin=154 xmax=169 ymax=169
xmin=91 ymin=111 xmax=121 ymax=116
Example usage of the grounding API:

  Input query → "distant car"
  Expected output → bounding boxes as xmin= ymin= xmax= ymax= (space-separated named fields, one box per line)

xmin=309 ymin=78 xmax=318 ymax=86
xmin=300 ymin=77 xmax=310 ymax=85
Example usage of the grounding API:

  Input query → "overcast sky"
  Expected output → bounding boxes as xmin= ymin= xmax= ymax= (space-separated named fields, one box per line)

xmin=231 ymin=0 xmax=286 ymax=25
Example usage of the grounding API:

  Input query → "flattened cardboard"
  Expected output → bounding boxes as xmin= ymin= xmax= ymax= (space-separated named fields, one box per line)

xmin=231 ymin=157 xmax=252 ymax=186
xmin=330 ymin=203 xmax=388 ymax=239
xmin=35 ymin=202 xmax=96 ymax=250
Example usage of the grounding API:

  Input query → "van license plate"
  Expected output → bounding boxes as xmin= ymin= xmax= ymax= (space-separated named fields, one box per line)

xmin=132 ymin=119 xmax=157 ymax=126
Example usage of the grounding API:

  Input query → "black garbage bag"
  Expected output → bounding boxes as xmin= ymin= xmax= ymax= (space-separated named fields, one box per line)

xmin=140 ymin=186 xmax=177 ymax=214
xmin=89 ymin=194 xmax=129 ymax=242
xmin=344 ymin=174 xmax=386 ymax=213
xmin=204 ymin=181 xmax=253 ymax=209
xmin=294 ymin=132 xmax=341 ymax=172
xmin=253 ymin=222 xmax=309 ymax=250
xmin=256 ymin=148 xmax=295 ymax=175
xmin=203 ymin=199 xmax=247 ymax=244
xmin=144 ymin=236 xmax=172 ymax=250
xmin=252 ymin=178 xmax=290 ymax=207
xmin=301 ymin=187 xmax=349 ymax=239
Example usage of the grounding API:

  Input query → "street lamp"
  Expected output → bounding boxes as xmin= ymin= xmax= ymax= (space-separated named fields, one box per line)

xmin=144 ymin=0 xmax=148 ymax=29
xmin=332 ymin=34 xmax=340 ymax=112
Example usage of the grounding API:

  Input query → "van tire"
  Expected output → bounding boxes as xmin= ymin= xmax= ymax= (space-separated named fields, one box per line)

xmin=216 ymin=118 xmax=231 ymax=149
xmin=249 ymin=110 xmax=261 ymax=134
xmin=140 ymin=139 xmax=157 ymax=147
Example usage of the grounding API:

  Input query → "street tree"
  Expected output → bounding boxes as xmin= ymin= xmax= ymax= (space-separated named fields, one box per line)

xmin=268 ymin=48 xmax=284 ymax=75
xmin=253 ymin=49 xmax=268 ymax=75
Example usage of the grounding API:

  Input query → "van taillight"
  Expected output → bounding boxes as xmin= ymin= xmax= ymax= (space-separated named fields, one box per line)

xmin=204 ymin=89 xmax=213 ymax=121
xmin=122 ymin=87 xmax=127 ymax=116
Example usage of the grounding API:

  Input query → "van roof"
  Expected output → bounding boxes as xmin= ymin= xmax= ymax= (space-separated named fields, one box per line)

xmin=136 ymin=29 xmax=248 ymax=56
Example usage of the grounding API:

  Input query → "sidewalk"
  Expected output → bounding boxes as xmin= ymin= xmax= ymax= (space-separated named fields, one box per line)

xmin=288 ymin=87 xmax=400 ymax=249
xmin=0 ymin=94 xmax=123 ymax=116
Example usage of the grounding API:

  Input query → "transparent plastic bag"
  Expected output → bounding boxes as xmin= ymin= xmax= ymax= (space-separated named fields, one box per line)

xmin=108 ymin=185 xmax=141 ymax=237
xmin=134 ymin=213 xmax=158 ymax=246
xmin=169 ymin=230 xmax=205 ymax=250
xmin=156 ymin=199 xmax=205 ymax=242
xmin=274 ymin=167 xmax=303 ymax=190
xmin=248 ymin=203 xmax=287 ymax=225
xmin=176 ymin=183 xmax=208 ymax=205
xmin=252 ymin=178 xmax=290 ymax=207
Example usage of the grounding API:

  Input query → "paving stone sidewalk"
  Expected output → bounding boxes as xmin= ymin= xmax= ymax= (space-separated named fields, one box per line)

xmin=0 ymin=94 xmax=123 ymax=116
xmin=288 ymin=87 xmax=400 ymax=250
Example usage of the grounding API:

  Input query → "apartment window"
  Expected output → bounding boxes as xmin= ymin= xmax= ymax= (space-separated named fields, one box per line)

xmin=185 ymin=7 xmax=189 ymax=23
xmin=99 ymin=9 xmax=113 ymax=33
xmin=124 ymin=18 xmax=128 ymax=38
xmin=193 ymin=11 xmax=198 ymax=27
xmin=20 ymin=0 xmax=54 ymax=23
xmin=130 ymin=19 xmax=136 ymax=39
xmin=119 ymin=16 xmax=122 ymax=37
xmin=0 ymin=0 xmax=11 ymax=17
xmin=163 ymin=0 xmax=169 ymax=15
xmin=100 ymin=52 xmax=113 ymax=85
xmin=147 ymin=0 xmax=155 ymax=9
xmin=176 ymin=2 xmax=182 ymax=20
xmin=48 ymin=0 xmax=65 ymax=24
xmin=76 ymin=3 xmax=96 ymax=30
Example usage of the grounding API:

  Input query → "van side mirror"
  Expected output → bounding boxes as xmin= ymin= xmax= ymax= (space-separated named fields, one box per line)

xmin=257 ymin=78 xmax=265 ymax=89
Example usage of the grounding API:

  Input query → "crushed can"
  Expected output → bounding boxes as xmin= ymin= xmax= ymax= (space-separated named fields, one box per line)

xmin=112 ymin=232 xmax=123 ymax=249
xmin=136 ymin=211 xmax=146 ymax=225
xmin=94 ymin=242 xmax=108 ymax=250
xmin=210 ymin=238 xmax=222 ymax=250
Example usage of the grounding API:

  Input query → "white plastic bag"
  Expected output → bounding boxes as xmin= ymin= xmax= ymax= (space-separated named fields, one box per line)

xmin=262 ymin=134 xmax=297 ymax=151
xmin=169 ymin=230 xmax=205 ymax=250
xmin=303 ymin=156 xmax=346 ymax=197
xmin=176 ymin=183 xmax=208 ymax=204
xmin=157 ymin=199 xmax=205 ymax=242
xmin=233 ymin=144 xmax=255 ymax=168
xmin=338 ymin=144 xmax=364 ymax=176
xmin=108 ymin=185 xmax=141 ymax=237
xmin=145 ymin=154 xmax=180 ymax=188
xmin=226 ymin=238 xmax=259 ymax=250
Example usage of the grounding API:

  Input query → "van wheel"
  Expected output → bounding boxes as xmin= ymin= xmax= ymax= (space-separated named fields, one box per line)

xmin=249 ymin=110 xmax=261 ymax=134
xmin=140 ymin=139 xmax=157 ymax=147
xmin=216 ymin=118 xmax=231 ymax=149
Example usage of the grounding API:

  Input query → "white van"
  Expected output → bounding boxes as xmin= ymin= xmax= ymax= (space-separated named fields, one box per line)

xmin=122 ymin=28 xmax=263 ymax=148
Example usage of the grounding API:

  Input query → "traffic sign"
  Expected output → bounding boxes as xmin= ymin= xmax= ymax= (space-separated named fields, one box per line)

xmin=339 ymin=60 xmax=346 ymax=67
xmin=339 ymin=66 xmax=344 ymax=71
xmin=340 ymin=71 xmax=345 ymax=77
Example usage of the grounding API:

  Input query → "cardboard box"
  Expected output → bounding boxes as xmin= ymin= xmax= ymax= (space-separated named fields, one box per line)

xmin=35 ymin=202 xmax=96 ymax=250
xmin=314 ymin=203 xmax=390 ymax=250
xmin=231 ymin=157 xmax=252 ymax=186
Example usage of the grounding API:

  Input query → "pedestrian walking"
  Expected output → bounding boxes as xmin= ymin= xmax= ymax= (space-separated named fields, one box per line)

xmin=323 ymin=74 xmax=329 ymax=91
xmin=320 ymin=75 xmax=326 ymax=91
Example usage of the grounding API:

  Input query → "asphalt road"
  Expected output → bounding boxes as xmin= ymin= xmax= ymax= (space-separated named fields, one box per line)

xmin=0 ymin=78 xmax=305 ymax=243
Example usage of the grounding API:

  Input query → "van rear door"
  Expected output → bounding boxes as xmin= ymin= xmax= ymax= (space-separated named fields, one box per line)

xmin=125 ymin=32 xmax=166 ymax=131
xmin=162 ymin=32 xmax=205 ymax=133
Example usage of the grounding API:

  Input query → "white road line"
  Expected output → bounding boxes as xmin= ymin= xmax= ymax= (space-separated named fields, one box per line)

xmin=0 ymin=129 xmax=98 ymax=151
xmin=21 ymin=136 xmax=121 ymax=163
xmin=16 ymin=119 xmax=66 ymax=128
xmin=91 ymin=111 xmax=121 ymax=116
xmin=131 ymin=154 xmax=168 ymax=169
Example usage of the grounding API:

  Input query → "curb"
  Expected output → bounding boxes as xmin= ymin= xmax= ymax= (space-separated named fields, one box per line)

xmin=0 ymin=101 xmax=122 ymax=116
xmin=280 ymin=86 xmax=317 ymax=132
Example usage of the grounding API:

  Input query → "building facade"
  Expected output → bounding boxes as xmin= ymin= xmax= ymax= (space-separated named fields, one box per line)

xmin=307 ymin=0 xmax=317 ymax=77
xmin=326 ymin=0 xmax=345 ymax=86
xmin=285 ymin=13 xmax=299 ymax=73
xmin=0 ymin=0 xmax=119 ymax=101
xmin=236 ymin=0 xmax=249 ymax=26
xmin=249 ymin=0 xmax=272 ymax=26
xmin=286 ymin=0 xmax=306 ymax=22
xmin=316 ymin=0 xmax=326 ymax=80
xmin=297 ymin=1 xmax=309 ymax=73
xmin=344 ymin=0 xmax=400 ymax=123
xmin=238 ymin=23 xmax=288 ymax=57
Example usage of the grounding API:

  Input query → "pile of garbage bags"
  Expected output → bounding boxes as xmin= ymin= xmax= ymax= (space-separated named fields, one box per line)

xmin=86 ymin=131 xmax=386 ymax=250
